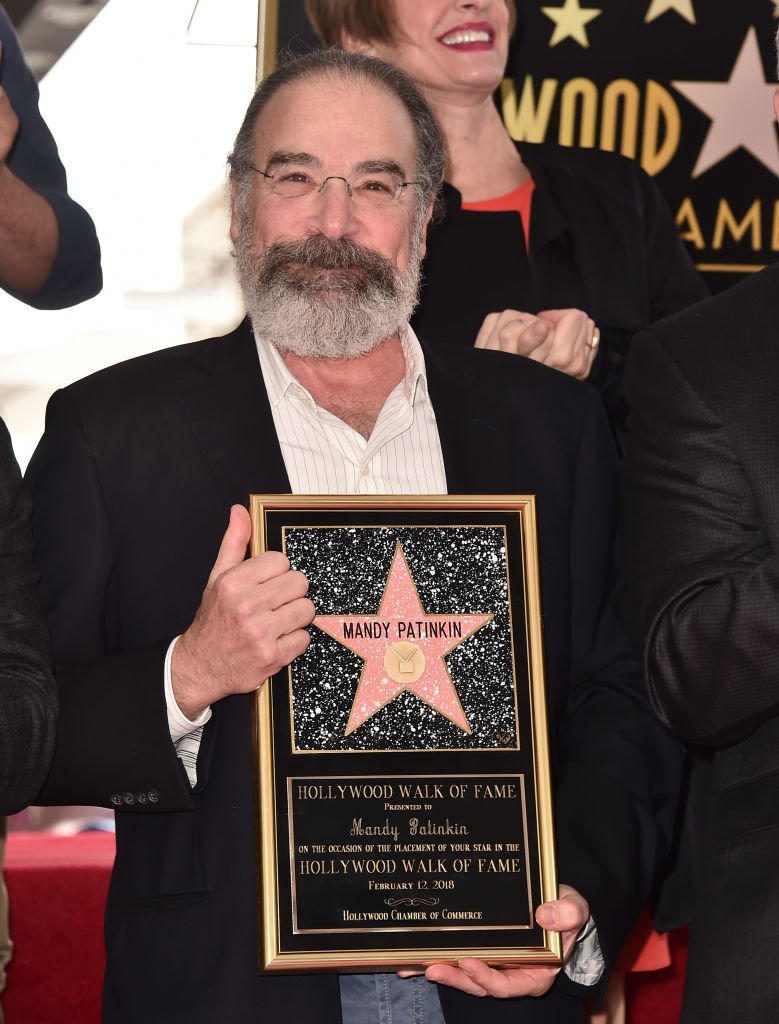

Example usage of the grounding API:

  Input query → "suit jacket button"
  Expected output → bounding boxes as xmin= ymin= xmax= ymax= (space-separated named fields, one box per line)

xmin=137 ymin=791 xmax=147 ymax=805
xmin=123 ymin=792 xmax=135 ymax=806
xmin=110 ymin=793 xmax=123 ymax=807
xmin=148 ymin=789 xmax=160 ymax=804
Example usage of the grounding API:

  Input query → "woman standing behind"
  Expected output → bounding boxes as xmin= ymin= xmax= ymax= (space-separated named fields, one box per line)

xmin=305 ymin=0 xmax=707 ymax=435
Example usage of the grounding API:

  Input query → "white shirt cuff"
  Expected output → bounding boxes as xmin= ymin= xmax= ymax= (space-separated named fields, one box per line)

xmin=165 ymin=635 xmax=212 ymax=742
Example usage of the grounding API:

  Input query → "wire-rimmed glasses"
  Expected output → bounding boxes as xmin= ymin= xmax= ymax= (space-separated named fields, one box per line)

xmin=248 ymin=164 xmax=421 ymax=207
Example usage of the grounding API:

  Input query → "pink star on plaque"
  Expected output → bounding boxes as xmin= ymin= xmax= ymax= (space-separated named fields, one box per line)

xmin=313 ymin=542 xmax=492 ymax=736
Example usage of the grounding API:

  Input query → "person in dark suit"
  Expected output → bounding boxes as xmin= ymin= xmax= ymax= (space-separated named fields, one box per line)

xmin=0 ymin=415 xmax=56 ymax=1018
xmin=618 ymin=84 xmax=779 ymax=1024
xmin=0 ymin=416 xmax=55 ymax=811
xmin=305 ymin=0 xmax=708 ymax=435
xmin=0 ymin=10 xmax=100 ymax=1012
xmin=27 ymin=49 xmax=681 ymax=1024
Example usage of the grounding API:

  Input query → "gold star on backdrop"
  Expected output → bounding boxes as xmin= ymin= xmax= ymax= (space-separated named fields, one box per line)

xmin=645 ymin=0 xmax=696 ymax=24
xmin=541 ymin=0 xmax=602 ymax=48
xmin=673 ymin=28 xmax=779 ymax=178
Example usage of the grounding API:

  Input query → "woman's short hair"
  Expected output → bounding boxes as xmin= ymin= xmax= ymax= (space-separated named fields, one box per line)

xmin=305 ymin=0 xmax=517 ymax=49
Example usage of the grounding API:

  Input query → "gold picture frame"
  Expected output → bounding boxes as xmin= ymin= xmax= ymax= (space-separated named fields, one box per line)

xmin=250 ymin=494 xmax=560 ymax=972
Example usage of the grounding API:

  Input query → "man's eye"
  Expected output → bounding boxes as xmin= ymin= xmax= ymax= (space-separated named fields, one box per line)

xmin=279 ymin=171 xmax=313 ymax=184
xmin=357 ymin=178 xmax=395 ymax=194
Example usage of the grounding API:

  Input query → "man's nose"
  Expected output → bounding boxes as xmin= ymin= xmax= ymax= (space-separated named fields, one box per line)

xmin=305 ymin=177 xmax=358 ymax=238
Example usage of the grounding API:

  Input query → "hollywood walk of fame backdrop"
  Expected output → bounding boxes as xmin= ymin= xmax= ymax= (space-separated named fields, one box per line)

xmin=266 ymin=0 xmax=779 ymax=292
xmin=249 ymin=495 xmax=558 ymax=971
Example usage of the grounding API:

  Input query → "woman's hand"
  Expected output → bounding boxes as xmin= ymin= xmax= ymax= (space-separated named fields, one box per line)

xmin=474 ymin=308 xmax=600 ymax=380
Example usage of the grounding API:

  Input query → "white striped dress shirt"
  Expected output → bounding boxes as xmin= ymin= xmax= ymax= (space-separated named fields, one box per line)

xmin=257 ymin=326 xmax=448 ymax=496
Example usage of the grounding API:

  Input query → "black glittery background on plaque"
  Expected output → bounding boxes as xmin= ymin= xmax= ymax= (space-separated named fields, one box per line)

xmin=284 ymin=526 xmax=518 ymax=751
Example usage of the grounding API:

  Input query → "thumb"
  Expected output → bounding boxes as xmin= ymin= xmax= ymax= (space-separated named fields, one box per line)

xmin=208 ymin=504 xmax=252 ymax=583
xmin=526 ymin=320 xmax=550 ymax=342
xmin=535 ymin=887 xmax=589 ymax=934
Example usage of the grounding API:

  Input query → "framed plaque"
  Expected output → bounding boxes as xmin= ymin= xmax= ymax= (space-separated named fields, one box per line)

xmin=250 ymin=495 xmax=560 ymax=972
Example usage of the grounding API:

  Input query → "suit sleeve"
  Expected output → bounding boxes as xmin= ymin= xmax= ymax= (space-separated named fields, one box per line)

xmin=0 ymin=418 xmax=57 ymax=813
xmin=619 ymin=332 xmax=779 ymax=749
xmin=25 ymin=390 xmax=194 ymax=811
xmin=0 ymin=9 xmax=102 ymax=309
xmin=553 ymin=390 xmax=684 ymax=989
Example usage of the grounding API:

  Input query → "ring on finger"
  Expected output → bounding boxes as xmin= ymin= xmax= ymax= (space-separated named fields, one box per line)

xmin=588 ymin=328 xmax=600 ymax=351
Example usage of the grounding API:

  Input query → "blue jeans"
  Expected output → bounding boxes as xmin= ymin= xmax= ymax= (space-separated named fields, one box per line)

xmin=340 ymin=973 xmax=446 ymax=1024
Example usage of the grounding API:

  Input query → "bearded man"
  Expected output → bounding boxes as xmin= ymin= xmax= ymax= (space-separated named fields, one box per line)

xmin=25 ymin=49 xmax=681 ymax=1024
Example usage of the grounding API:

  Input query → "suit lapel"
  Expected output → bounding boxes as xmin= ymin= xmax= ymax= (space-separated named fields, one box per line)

xmin=177 ymin=327 xmax=520 ymax=502
xmin=177 ymin=320 xmax=291 ymax=506
xmin=422 ymin=341 xmax=518 ymax=495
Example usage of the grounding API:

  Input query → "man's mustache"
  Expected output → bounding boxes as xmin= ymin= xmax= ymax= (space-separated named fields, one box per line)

xmin=257 ymin=235 xmax=399 ymax=291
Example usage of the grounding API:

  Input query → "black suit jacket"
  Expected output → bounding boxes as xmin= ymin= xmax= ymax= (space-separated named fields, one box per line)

xmin=411 ymin=142 xmax=708 ymax=435
xmin=26 ymin=323 xmax=682 ymax=1024
xmin=619 ymin=263 xmax=779 ymax=1023
xmin=0 ymin=417 xmax=56 ymax=813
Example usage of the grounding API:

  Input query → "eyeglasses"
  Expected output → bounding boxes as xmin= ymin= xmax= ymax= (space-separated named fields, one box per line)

xmin=249 ymin=165 xmax=421 ymax=207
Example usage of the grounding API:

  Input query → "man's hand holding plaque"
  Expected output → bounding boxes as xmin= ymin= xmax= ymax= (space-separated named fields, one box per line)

xmin=172 ymin=504 xmax=315 ymax=720
xmin=418 ymin=885 xmax=590 ymax=998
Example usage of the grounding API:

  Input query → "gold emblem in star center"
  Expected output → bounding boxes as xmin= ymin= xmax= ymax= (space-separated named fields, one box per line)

xmin=383 ymin=641 xmax=426 ymax=684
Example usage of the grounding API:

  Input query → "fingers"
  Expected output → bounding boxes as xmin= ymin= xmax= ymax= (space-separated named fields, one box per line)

xmin=474 ymin=310 xmax=551 ymax=356
xmin=534 ymin=309 xmax=599 ymax=380
xmin=206 ymin=564 xmax=314 ymax=668
xmin=270 ymin=624 xmax=312 ymax=675
xmin=210 ymin=552 xmax=309 ymax=610
xmin=426 ymin=960 xmax=489 ymax=997
xmin=473 ymin=308 xmax=602 ymax=379
xmin=474 ymin=311 xmax=499 ymax=349
xmin=425 ymin=884 xmax=590 ymax=1001
xmin=426 ymin=958 xmax=559 ymax=999
xmin=270 ymin=593 xmax=313 ymax=638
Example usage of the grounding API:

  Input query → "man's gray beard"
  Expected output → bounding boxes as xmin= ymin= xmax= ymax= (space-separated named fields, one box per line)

xmin=234 ymin=229 xmax=421 ymax=360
